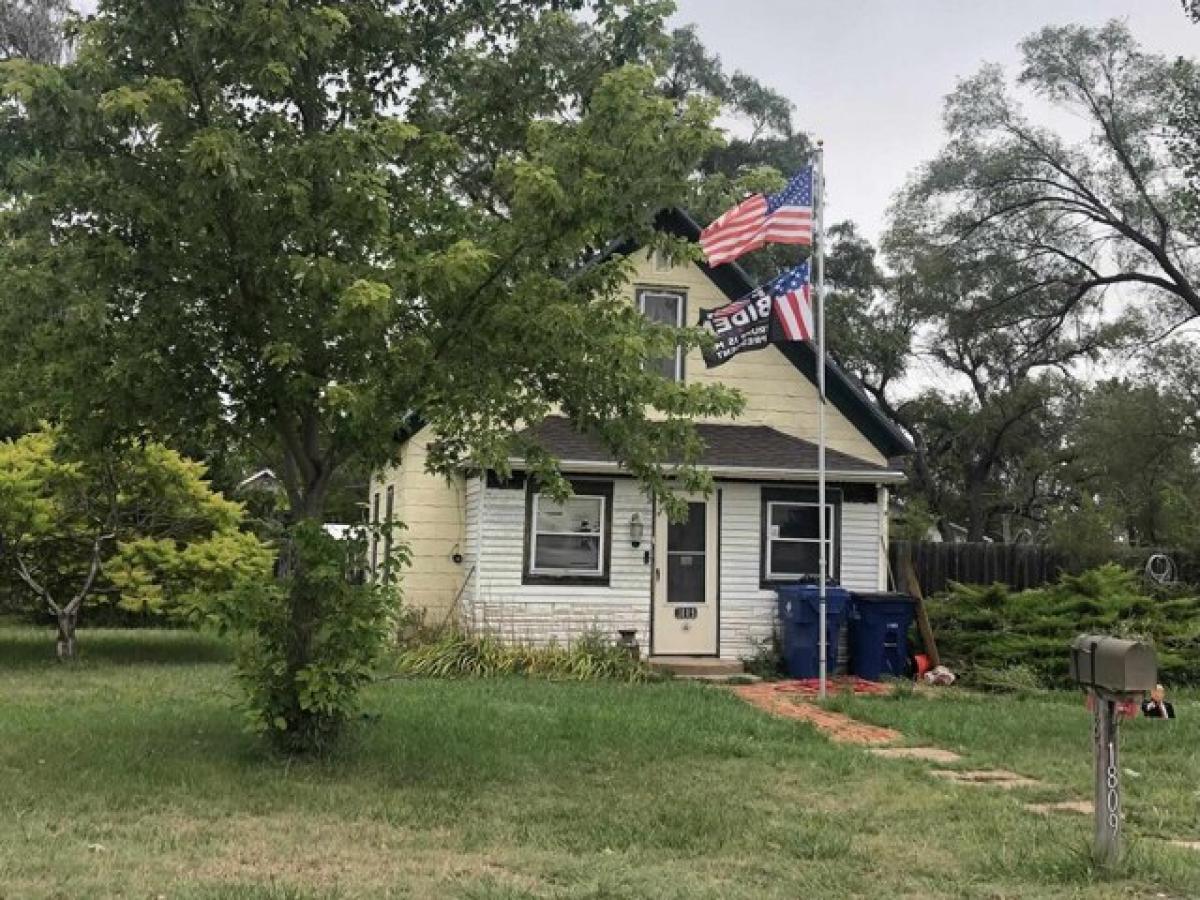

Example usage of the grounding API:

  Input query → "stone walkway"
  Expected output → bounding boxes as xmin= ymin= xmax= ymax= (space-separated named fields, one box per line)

xmin=732 ymin=681 xmax=1200 ymax=854
xmin=1026 ymin=800 xmax=1094 ymax=816
xmin=929 ymin=768 xmax=1042 ymax=789
xmin=869 ymin=746 xmax=962 ymax=764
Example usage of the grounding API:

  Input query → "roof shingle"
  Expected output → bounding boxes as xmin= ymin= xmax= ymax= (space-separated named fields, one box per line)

xmin=516 ymin=417 xmax=892 ymax=475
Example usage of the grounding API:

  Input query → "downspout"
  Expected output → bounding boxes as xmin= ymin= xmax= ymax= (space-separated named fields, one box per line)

xmin=878 ymin=485 xmax=889 ymax=590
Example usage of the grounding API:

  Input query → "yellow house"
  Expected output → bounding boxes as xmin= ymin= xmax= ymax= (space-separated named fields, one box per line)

xmin=369 ymin=210 xmax=911 ymax=663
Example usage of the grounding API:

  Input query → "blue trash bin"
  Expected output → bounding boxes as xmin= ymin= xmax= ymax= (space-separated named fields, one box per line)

xmin=849 ymin=592 xmax=916 ymax=680
xmin=776 ymin=582 xmax=850 ymax=679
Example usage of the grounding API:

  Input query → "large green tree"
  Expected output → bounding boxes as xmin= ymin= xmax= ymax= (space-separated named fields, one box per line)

xmin=0 ymin=1 xmax=70 ymax=64
xmin=824 ymin=19 xmax=1197 ymax=543
xmin=824 ymin=205 xmax=1140 ymax=542
xmin=1056 ymin=377 xmax=1200 ymax=551
xmin=913 ymin=21 xmax=1199 ymax=332
xmin=0 ymin=1 xmax=741 ymax=747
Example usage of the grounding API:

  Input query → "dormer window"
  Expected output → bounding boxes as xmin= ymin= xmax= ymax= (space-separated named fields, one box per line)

xmin=638 ymin=288 xmax=685 ymax=382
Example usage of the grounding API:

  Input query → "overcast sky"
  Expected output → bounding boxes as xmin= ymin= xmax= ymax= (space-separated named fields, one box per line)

xmin=671 ymin=0 xmax=1199 ymax=243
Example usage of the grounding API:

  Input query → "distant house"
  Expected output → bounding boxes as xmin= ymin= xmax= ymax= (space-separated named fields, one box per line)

xmin=234 ymin=468 xmax=285 ymax=496
xmin=923 ymin=522 xmax=970 ymax=544
xmin=233 ymin=468 xmax=353 ymax=542
xmin=369 ymin=210 xmax=913 ymax=661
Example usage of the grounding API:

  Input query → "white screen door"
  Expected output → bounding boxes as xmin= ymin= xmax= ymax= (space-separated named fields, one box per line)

xmin=652 ymin=494 xmax=718 ymax=655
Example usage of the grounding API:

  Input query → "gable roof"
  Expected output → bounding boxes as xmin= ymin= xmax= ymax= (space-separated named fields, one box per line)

xmin=234 ymin=468 xmax=283 ymax=493
xmin=640 ymin=208 xmax=913 ymax=459
xmin=395 ymin=208 xmax=915 ymax=460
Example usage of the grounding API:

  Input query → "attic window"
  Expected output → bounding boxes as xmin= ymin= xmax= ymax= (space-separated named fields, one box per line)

xmin=638 ymin=289 xmax=685 ymax=382
xmin=653 ymin=249 xmax=671 ymax=272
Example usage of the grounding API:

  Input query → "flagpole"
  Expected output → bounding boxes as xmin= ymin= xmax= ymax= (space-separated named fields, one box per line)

xmin=815 ymin=140 xmax=828 ymax=701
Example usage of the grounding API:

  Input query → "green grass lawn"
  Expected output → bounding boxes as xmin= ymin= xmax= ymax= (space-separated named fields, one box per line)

xmin=831 ymin=685 xmax=1200 ymax=840
xmin=1 ymin=625 xmax=1198 ymax=899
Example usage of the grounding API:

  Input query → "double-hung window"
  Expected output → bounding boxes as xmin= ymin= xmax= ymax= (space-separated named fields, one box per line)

xmin=638 ymin=289 xmax=685 ymax=382
xmin=761 ymin=488 xmax=839 ymax=583
xmin=524 ymin=480 xmax=613 ymax=584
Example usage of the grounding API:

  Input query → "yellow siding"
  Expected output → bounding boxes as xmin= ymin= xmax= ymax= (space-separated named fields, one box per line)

xmin=370 ymin=429 xmax=469 ymax=622
xmin=628 ymin=252 xmax=886 ymax=466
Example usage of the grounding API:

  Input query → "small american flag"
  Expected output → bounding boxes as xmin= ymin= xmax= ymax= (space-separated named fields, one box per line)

xmin=769 ymin=262 xmax=814 ymax=341
xmin=700 ymin=167 xmax=815 ymax=266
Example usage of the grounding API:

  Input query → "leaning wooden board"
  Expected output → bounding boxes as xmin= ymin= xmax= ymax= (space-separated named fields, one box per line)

xmin=881 ymin=535 xmax=941 ymax=668
xmin=900 ymin=553 xmax=941 ymax=669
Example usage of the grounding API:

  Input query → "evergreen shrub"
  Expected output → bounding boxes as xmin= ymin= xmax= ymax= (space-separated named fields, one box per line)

xmin=926 ymin=564 xmax=1200 ymax=689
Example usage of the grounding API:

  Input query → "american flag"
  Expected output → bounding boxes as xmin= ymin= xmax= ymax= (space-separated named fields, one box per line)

xmin=769 ymin=262 xmax=814 ymax=341
xmin=700 ymin=167 xmax=815 ymax=267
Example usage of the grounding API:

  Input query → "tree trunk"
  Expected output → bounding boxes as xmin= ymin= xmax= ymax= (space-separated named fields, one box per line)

xmin=277 ymin=481 xmax=333 ymax=749
xmin=966 ymin=480 xmax=989 ymax=543
xmin=56 ymin=610 xmax=78 ymax=661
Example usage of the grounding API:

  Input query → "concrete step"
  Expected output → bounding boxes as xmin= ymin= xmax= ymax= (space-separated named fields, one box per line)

xmin=648 ymin=656 xmax=746 ymax=679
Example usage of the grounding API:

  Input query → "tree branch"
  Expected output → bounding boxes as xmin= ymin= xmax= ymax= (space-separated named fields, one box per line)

xmin=12 ymin=548 xmax=59 ymax=615
xmin=64 ymin=532 xmax=115 ymax=616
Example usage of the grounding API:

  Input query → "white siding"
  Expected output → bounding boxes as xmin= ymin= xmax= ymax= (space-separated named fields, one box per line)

xmin=713 ymin=483 xmax=771 ymax=660
xmin=715 ymin=484 xmax=884 ymax=661
xmin=468 ymin=478 xmax=887 ymax=663
xmin=840 ymin=502 xmax=884 ymax=594
xmin=471 ymin=479 xmax=654 ymax=647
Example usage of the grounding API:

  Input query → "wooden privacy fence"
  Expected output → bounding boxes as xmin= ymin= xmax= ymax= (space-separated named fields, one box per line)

xmin=888 ymin=541 xmax=1200 ymax=595
xmin=889 ymin=541 xmax=1071 ymax=595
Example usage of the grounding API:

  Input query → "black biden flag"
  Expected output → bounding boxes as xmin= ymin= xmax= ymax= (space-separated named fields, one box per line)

xmin=697 ymin=288 xmax=774 ymax=368
xmin=697 ymin=263 xmax=815 ymax=368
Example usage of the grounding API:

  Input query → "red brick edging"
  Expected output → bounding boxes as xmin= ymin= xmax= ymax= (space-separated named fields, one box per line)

xmin=733 ymin=682 xmax=901 ymax=745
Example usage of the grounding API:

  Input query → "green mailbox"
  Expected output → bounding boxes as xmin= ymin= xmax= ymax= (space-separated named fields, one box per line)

xmin=1068 ymin=634 xmax=1158 ymax=867
xmin=1069 ymin=634 xmax=1157 ymax=696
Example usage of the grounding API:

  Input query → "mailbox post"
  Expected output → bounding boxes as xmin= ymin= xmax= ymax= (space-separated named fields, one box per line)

xmin=1068 ymin=635 xmax=1157 ymax=866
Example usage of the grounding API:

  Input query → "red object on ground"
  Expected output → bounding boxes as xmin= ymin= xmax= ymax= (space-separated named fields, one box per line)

xmin=770 ymin=677 xmax=892 ymax=697
xmin=913 ymin=654 xmax=931 ymax=678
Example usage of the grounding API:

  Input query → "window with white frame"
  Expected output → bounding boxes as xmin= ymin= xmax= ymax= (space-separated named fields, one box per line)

xmin=763 ymin=499 xmax=837 ymax=581
xmin=638 ymin=289 xmax=684 ymax=382
xmin=525 ymin=482 xmax=612 ymax=581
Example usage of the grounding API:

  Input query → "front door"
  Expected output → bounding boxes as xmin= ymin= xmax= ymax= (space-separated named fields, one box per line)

xmin=652 ymin=494 xmax=718 ymax=655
